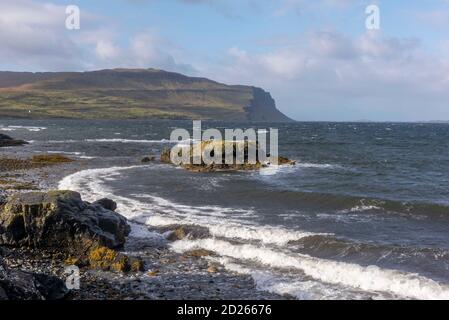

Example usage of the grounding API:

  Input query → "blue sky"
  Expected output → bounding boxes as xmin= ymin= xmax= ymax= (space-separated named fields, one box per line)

xmin=1 ymin=0 xmax=449 ymax=121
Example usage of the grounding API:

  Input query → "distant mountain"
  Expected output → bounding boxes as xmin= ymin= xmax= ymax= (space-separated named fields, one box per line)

xmin=0 ymin=69 xmax=292 ymax=122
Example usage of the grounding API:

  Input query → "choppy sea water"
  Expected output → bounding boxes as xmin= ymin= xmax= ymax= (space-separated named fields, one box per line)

xmin=2 ymin=119 xmax=449 ymax=300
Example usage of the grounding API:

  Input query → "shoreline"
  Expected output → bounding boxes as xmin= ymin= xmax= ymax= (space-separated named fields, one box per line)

xmin=0 ymin=151 xmax=287 ymax=300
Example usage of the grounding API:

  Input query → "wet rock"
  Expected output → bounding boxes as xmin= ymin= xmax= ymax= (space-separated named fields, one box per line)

xmin=141 ymin=156 xmax=156 ymax=163
xmin=0 ymin=190 xmax=131 ymax=256
xmin=33 ymin=273 xmax=69 ymax=300
xmin=277 ymin=156 xmax=296 ymax=165
xmin=0 ymin=258 xmax=68 ymax=300
xmin=0 ymin=134 xmax=28 ymax=148
xmin=160 ymin=149 xmax=171 ymax=163
xmin=92 ymin=198 xmax=117 ymax=211
xmin=164 ymin=225 xmax=210 ymax=241
xmin=207 ymin=265 xmax=218 ymax=273
xmin=184 ymin=249 xmax=213 ymax=258
xmin=0 ymin=286 xmax=7 ymax=300
xmin=88 ymin=246 xmax=144 ymax=273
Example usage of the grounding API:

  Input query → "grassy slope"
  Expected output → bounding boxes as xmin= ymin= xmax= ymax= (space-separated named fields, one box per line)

xmin=0 ymin=69 xmax=291 ymax=121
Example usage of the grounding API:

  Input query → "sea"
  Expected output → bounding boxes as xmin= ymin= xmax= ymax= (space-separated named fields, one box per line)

xmin=1 ymin=119 xmax=449 ymax=300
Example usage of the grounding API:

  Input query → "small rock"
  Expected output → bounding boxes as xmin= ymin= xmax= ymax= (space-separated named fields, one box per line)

xmin=92 ymin=198 xmax=117 ymax=211
xmin=207 ymin=266 xmax=218 ymax=273
xmin=88 ymin=246 xmax=144 ymax=273
xmin=33 ymin=273 xmax=69 ymax=300
xmin=0 ymin=258 xmax=68 ymax=300
xmin=164 ymin=225 xmax=210 ymax=241
xmin=147 ymin=270 xmax=159 ymax=277
xmin=184 ymin=249 xmax=213 ymax=258
xmin=141 ymin=156 xmax=156 ymax=163
xmin=0 ymin=134 xmax=28 ymax=148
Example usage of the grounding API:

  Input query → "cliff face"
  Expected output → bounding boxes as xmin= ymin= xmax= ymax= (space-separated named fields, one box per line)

xmin=0 ymin=69 xmax=293 ymax=122
xmin=245 ymin=88 xmax=292 ymax=122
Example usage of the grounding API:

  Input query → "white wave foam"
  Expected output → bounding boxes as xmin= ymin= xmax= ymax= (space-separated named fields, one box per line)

xmin=45 ymin=150 xmax=97 ymax=159
xmin=58 ymin=166 xmax=326 ymax=246
xmin=206 ymin=256 xmax=389 ymax=300
xmin=171 ymin=238 xmax=449 ymax=300
xmin=49 ymin=138 xmax=174 ymax=144
xmin=297 ymin=162 xmax=341 ymax=169
xmin=339 ymin=205 xmax=382 ymax=213
xmin=47 ymin=140 xmax=78 ymax=143
xmin=59 ymin=165 xmax=449 ymax=300
xmin=47 ymin=151 xmax=82 ymax=155
xmin=146 ymin=214 xmax=324 ymax=245
xmin=0 ymin=125 xmax=47 ymax=132
xmin=84 ymin=138 xmax=172 ymax=143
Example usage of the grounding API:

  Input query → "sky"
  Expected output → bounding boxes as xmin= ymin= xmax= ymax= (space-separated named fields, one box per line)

xmin=1 ymin=0 xmax=449 ymax=121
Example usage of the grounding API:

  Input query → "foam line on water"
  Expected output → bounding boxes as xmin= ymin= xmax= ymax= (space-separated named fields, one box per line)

xmin=50 ymin=138 xmax=188 ymax=144
xmin=0 ymin=125 xmax=47 ymax=132
xmin=59 ymin=166 xmax=449 ymax=299
xmin=59 ymin=167 xmax=329 ymax=246
xmin=206 ymin=256 xmax=392 ymax=300
xmin=171 ymin=238 xmax=449 ymax=300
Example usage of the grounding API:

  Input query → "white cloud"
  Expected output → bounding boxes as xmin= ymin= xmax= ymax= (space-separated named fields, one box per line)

xmin=201 ymin=30 xmax=449 ymax=121
xmin=0 ymin=0 xmax=83 ymax=70
xmin=2 ymin=0 xmax=449 ymax=120
xmin=0 ymin=0 xmax=194 ymax=73
xmin=95 ymin=40 xmax=122 ymax=60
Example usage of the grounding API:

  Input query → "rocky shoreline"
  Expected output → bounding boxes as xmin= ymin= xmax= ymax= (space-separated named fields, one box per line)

xmin=0 ymin=136 xmax=286 ymax=300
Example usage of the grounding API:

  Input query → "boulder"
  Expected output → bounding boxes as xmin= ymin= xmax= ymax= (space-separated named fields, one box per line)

xmin=0 ymin=134 xmax=28 ymax=148
xmin=88 ymin=246 xmax=144 ymax=273
xmin=0 ymin=191 xmax=130 ymax=256
xmin=92 ymin=198 xmax=117 ymax=211
xmin=0 ymin=258 xmax=68 ymax=300
xmin=164 ymin=225 xmax=210 ymax=241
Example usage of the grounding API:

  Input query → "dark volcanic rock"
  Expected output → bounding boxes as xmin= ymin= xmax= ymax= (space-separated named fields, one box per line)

xmin=141 ymin=156 xmax=156 ymax=163
xmin=92 ymin=198 xmax=117 ymax=211
xmin=0 ymin=258 xmax=68 ymax=300
xmin=0 ymin=133 xmax=28 ymax=148
xmin=0 ymin=191 xmax=130 ymax=256
xmin=163 ymin=225 xmax=211 ymax=241
xmin=33 ymin=273 xmax=69 ymax=300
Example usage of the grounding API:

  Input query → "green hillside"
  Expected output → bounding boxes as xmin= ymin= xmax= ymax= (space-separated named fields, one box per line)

xmin=0 ymin=69 xmax=292 ymax=121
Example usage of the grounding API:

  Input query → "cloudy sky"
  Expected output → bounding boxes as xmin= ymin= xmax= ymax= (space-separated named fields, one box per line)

xmin=1 ymin=0 xmax=449 ymax=121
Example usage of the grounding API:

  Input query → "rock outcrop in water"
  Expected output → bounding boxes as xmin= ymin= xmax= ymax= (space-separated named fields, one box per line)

xmin=0 ymin=134 xmax=28 ymax=148
xmin=160 ymin=140 xmax=295 ymax=172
